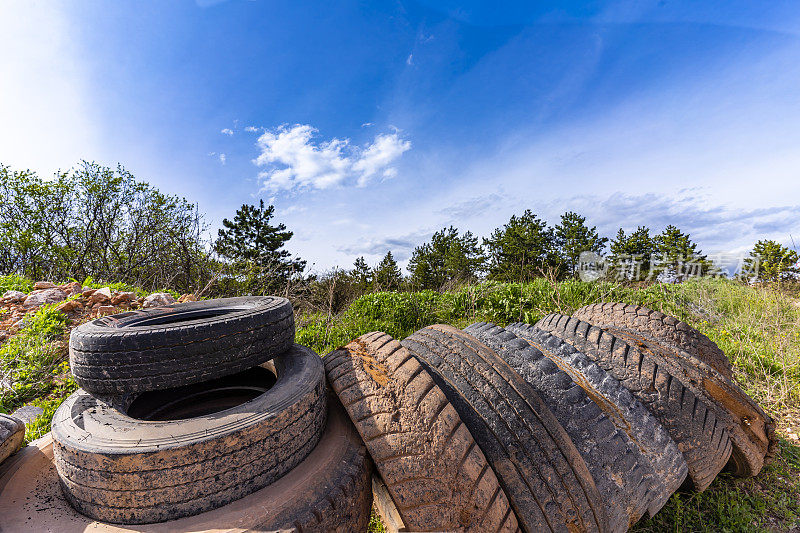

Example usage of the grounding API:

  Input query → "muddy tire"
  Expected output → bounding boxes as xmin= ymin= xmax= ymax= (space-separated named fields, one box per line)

xmin=69 ymin=296 xmax=294 ymax=395
xmin=573 ymin=303 xmax=733 ymax=380
xmin=589 ymin=324 xmax=775 ymax=477
xmin=402 ymin=324 xmax=607 ymax=533
xmin=468 ymin=322 xmax=687 ymax=530
xmin=530 ymin=315 xmax=733 ymax=490
xmin=52 ymin=344 xmax=326 ymax=524
xmin=0 ymin=398 xmax=372 ymax=532
xmin=325 ymin=332 xmax=519 ymax=532
xmin=0 ymin=414 xmax=25 ymax=466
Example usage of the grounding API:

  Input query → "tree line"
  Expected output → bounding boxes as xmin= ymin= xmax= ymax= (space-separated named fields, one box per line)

xmin=1 ymin=162 xmax=797 ymax=306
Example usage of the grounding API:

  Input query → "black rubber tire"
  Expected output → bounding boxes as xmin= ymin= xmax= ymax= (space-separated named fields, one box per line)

xmin=468 ymin=322 xmax=687 ymax=530
xmin=69 ymin=296 xmax=294 ymax=395
xmin=402 ymin=324 xmax=607 ymax=533
xmin=589 ymin=324 xmax=774 ymax=478
xmin=530 ymin=315 xmax=733 ymax=491
xmin=0 ymin=414 xmax=25 ymax=466
xmin=52 ymin=344 xmax=326 ymax=525
xmin=500 ymin=323 xmax=688 ymax=513
xmin=573 ymin=303 xmax=734 ymax=380
xmin=0 ymin=397 xmax=373 ymax=533
xmin=325 ymin=332 xmax=519 ymax=532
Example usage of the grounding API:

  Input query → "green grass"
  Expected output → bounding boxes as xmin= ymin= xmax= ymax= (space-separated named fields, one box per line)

xmin=0 ymin=303 xmax=74 ymax=417
xmin=0 ymin=273 xmax=34 ymax=294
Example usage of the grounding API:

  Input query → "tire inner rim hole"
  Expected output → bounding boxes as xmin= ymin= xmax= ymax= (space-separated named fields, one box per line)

xmin=125 ymin=365 xmax=277 ymax=421
xmin=130 ymin=307 xmax=247 ymax=327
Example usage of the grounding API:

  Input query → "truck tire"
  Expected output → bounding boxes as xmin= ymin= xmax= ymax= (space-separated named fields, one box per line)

xmin=529 ymin=315 xmax=733 ymax=490
xmin=592 ymin=324 xmax=775 ymax=477
xmin=69 ymin=296 xmax=294 ymax=395
xmin=403 ymin=324 xmax=607 ymax=533
xmin=468 ymin=322 xmax=687 ymax=530
xmin=52 ymin=344 xmax=326 ymax=524
xmin=0 ymin=414 xmax=25 ymax=466
xmin=573 ymin=303 xmax=733 ymax=380
xmin=325 ymin=331 xmax=519 ymax=532
xmin=0 ymin=397 xmax=373 ymax=532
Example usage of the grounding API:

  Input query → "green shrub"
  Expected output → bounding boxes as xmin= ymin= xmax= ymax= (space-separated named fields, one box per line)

xmin=0 ymin=273 xmax=34 ymax=294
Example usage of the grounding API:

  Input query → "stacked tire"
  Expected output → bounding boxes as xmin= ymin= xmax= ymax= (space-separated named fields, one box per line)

xmin=325 ymin=303 xmax=776 ymax=532
xmin=1 ymin=297 xmax=373 ymax=531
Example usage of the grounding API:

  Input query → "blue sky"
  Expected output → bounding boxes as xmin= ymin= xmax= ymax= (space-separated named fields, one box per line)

xmin=2 ymin=1 xmax=800 ymax=272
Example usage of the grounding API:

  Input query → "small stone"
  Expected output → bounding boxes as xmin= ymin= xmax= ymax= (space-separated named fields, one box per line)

xmin=143 ymin=292 xmax=176 ymax=309
xmin=111 ymin=292 xmax=136 ymax=305
xmin=2 ymin=290 xmax=26 ymax=303
xmin=57 ymin=299 xmax=83 ymax=313
xmin=89 ymin=287 xmax=113 ymax=305
xmin=23 ymin=288 xmax=67 ymax=308
xmin=60 ymin=281 xmax=83 ymax=296
xmin=97 ymin=305 xmax=116 ymax=316
xmin=11 ymin=405 xmax=44 ymax=424
xmin=178 ymin=293 xmax=197 ymax=303
xmin=33 ymin=281 xmax=56 ymax=290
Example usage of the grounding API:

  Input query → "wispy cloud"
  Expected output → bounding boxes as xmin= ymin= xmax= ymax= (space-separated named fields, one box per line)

xmin=245 ymin=126 xmax=260 ymax=133
xmin=337 ymin=230 xmax=431 ymax=262
xmin=220 ymin=128 xmax=234 ymax=136
xmin=254 ymin=124 xmax=411 ymax=192
xmin=219 ymin=153 xmax=226 ymax=165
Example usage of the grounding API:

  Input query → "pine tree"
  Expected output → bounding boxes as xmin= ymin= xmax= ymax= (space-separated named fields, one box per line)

xmin=653 ymin=225 xmax=709 ymax=281
xmin=483 ymin=210 xmax=557 ymax=282
xmin=554 ymin=212 xmax=608 ymax=278
xmin=742 ymin=239 xmax=799 ymax=282
xmin=408 ymin=227 xmax=484 ymax=289
xmin=214 ymin=200 xmax=305 ymax=292
xmin=373 ymin=251 xmax=403 ymax=291
xmin=350 ymin=256 xmax=372 ymax=291
xmin=608 ymin=226 xmax=656 ymax=280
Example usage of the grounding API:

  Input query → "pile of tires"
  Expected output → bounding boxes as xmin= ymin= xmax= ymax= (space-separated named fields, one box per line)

xmin=325 ymin=303 xmax=776 ymax=532
xmin=0 ymin=297 xmax=373 ymax=531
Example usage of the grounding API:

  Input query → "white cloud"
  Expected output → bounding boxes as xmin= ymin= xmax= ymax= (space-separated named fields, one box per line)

xmin=406 ymin=54 xmax=414 ymax=66
xmin=245 ymin=126 xmax=260 ymax=133
xmin=220 ymin=128 xmax=234 ymax=136
xmin=254 ymin=124 xmax=411 ymax=192
xmin=219 ymin=153 xmax=226 ymax=165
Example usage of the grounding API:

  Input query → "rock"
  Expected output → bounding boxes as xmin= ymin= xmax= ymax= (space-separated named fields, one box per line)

xmin=60 ymin=281 xmax=83 ymax=296
xmin=2 ymin=290 xmax=26 ymax=303
xmin=111 ymin=292 xmax=136 ymax=306
xmin=11 ymin=405 xmax=44 ymax=424
xmin=23 ymin=288 xmax=67 ymax=308
xmin=97 ymin=305 xmax=116 ymax=316
xmin=143 ymin=292 xmax=175 ymax=309
xmin=82 ymin=288 xmax=97 ymax=297
xmin=88 ymin=287 xmax=113 ymax=305
xmin=178 ymin=293 xmax=197 ymax=303
xmin=57 ymin=299 xmax=84 ymax=313
xmin=33 ymin=281 xmax=56 ymax=290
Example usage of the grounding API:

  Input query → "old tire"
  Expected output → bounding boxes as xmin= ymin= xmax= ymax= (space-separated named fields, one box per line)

xmin=589 ymin=324 xmax=775 ymax=478
xmin=69 ymin=296 xmax=294 ymax=395
xmin=52 ymin=344 xmax=326 ymax=524
xmin=0 ymin=414 xmax=25 ymax=466
xmin=573 ymin=303 xmax=733 ymax=380
xmin=531 ymin=314 xmax=733 ymax=490
xmin=468 ymin=322 xmax=687 ymax=530
xmin=0 ymin=398 xmax=373 ymax=532
xmin=325 ymin=332 xmax=519 ymax=532
xmin=403 ymin=324 xmax=607 ymax=533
